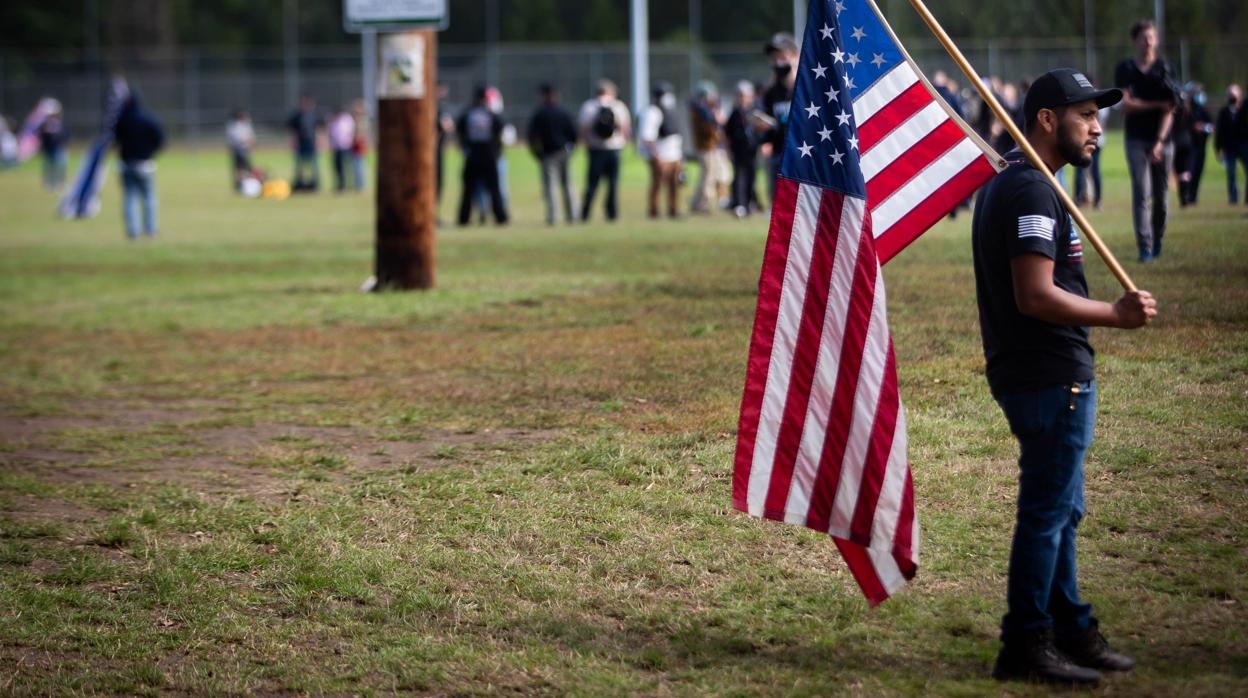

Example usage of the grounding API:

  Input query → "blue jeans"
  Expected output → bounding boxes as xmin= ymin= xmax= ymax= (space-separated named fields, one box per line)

xmin=121 ymin=161 xmax=158 ymax=238
xmin=1226 ymin=143 xmax=1248 ymax=204
xmin=997 ymin=380 xmax=1097 ymax=640
xmin=581 ymin=148 xmax=620 ymax=221
xmin=352 ymin=153 xmax=366 ymax=191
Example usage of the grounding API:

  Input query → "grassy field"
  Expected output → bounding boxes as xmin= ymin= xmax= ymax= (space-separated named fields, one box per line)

xmin=0 ymin=139 xmax=1245 ymax=696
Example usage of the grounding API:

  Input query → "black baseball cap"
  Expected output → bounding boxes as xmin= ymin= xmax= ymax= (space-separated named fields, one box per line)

xmin=1023 ymin=68 xmax=1122 ymax=124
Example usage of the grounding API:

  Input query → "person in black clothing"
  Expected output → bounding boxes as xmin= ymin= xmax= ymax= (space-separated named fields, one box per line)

xmin=1214 ymin=84 xmax=1246 ymax=204
xmin=1115 ymin=20 xmax=1179 ymax=262
xmin=1174 ymin=85 xmax=1213 ymax=207
xmin=456 ymin=87 xmax=508 ymax=226
xmin=759 ymin=32 xmax=798 ymax=207
xmin=287 ymin=94 xmax=324 ymax=192
xmin=527 ymin=83 xmax=579 ymax=225
xmin=725 ymin=80 xmax=762 ymax=218
xmin=113 ymin=90 xmax=165 ymax=240
xmin=973 ymin=69 xmax=1155 ymax=687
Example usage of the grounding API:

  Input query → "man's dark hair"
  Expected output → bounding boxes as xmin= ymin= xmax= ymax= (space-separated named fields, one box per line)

xmin=1024 ymin=104 xmax=1065 ymax=134
xmin=1130 ymin=19 xmax=1155 ymax=40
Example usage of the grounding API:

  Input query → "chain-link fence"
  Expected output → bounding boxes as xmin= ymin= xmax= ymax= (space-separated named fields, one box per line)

xmin=2 ymin=37 xmax=1244 ymax=145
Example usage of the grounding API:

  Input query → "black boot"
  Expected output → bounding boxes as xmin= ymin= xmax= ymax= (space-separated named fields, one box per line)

xmin=993 ymin=628 xmax=1101 ymax=685
xmin=1057 ymin=622 xmax=1136 ymax=672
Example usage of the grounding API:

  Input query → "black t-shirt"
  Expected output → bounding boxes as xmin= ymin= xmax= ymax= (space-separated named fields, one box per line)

xmin=1114 ymin=57 xmax=1178 ymax=143
xmin=287 ymin=109 xmax=324 ymax=153
xmin=972 ymin=151 xmax=1094 ymax=396
xmin=456 ymin=106 xmax=504 ymax=160
xmin=762 ymin=80 xmax=794 ymax=151
xmin=527 ymin=103 xmax=577 ymax=157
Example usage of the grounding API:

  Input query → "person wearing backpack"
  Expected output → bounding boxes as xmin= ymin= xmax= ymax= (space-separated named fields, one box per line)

xmin=577 ymin=79 xmax=631 ymax=222
xmin=113 ymin=90 xmax=165 ymax=240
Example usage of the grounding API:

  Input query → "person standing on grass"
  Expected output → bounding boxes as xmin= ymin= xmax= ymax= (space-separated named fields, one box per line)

xmin=758 ymin=32 xmax=798 ymax=207
xmin=638 ymin=81 xmax=683 ymax=220
xmin=1114 ymin=20 xmax=1178 ymax=262
xmin=1214 ymin=84 xmax=1246 ymax=205
xmin=436 ymin=83 xmax=453 ymax=215
xmin=577 ymin=79 xmax=631 ymax=223
xmin=972 ymin=69 xmax=1157 ymax=686
xmin=37 ymin=99 xmax=68 ymax=191
xmin=226 ymin=108 xmax=256 ymax=192
xmin=1174 ymin=86 xmax=1213 ymax=207
xmin=287 ymin=94 xmax=324 ymax=193
xmin=113 ymin=90 xmax=164 ymax=240
xmin=689 ymin=81 xmax=730 ymax=215
xmin=527 ymin=83 xmax=579 ymax=225
xmin=328 ymin=104 xmax=356 ymax=193
xmin=726 ymin=80 xmax=762 ymax=218
xmin=456 ymin=86 xmax=508 ymax=226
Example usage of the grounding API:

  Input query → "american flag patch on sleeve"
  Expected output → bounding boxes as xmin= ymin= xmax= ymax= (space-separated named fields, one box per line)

xmin=1017 ymin=214 xmax=1056 ymax=241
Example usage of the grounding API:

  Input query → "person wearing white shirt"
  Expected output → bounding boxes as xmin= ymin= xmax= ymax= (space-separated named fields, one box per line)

xmin=225 ymin=109 xmax=255 ymax=191
xmin=578 ymin=79 xmax=632 ymax=222
xmin=639 ymin=82 xmax=684 ymax=219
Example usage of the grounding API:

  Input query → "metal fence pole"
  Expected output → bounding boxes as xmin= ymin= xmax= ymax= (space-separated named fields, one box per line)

xmin=589 ymin=47 xmax=602 ymax=97
xmin=1083 ymin=0 xmax=1096 ymax=79
xmin=486 ymin=0 xmax=500 ymax=88
xmin=362 ymin=29 xmax=377 ymax=128
xmin=630 ymin=0 xmax=650 ymax=115
xmin=689 ymin=0 xmax=701 ymax=91
xmin=283 ymin=0 xmax=299 ymax=108
xmin=184 ymin=49 xmax=200 ymax=147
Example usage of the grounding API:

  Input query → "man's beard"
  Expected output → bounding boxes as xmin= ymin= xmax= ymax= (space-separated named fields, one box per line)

xmin=1058 ymin=123 xmax=1094 ymax=167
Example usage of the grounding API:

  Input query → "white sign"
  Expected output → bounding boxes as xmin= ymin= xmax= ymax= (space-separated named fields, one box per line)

xmin=344 ymin=0 xmax=447 ymax=32
xmin=378 ymin=34 xmax=425 ymax=99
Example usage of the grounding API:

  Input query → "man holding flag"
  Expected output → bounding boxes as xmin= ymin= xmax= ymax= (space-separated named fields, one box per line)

xmin=973 ymin=69 xmax=1155 ymax=685
xmin=734 ymin=0 xmax=1158 ymax=686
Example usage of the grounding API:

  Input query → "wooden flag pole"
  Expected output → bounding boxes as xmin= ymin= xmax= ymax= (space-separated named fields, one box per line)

xmin=904 ymin=0 xmax=1137 ymax=293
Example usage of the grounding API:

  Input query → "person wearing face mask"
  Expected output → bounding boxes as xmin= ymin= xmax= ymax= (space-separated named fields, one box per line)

xmin=1214 ymin=84 xmax=1246 ymax=205
xmin=638 ymin=82 xmax=683 ymax=219
xmin=759 ymin=32 xmax=798 ymax=207
xmin=1174 ymin=84 xmax=1213 ymax=207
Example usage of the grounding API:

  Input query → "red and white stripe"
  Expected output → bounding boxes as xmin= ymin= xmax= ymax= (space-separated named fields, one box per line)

xmin=854 ymin=60 xmax=1001 ymax=264
xmin=734 ymin=177 xmax=919 ymax=606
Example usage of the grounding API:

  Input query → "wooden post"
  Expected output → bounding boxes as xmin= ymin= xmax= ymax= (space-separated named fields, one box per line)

xmin=375 ymin=30 xmax=437 ymax=290
xmin=903 ymin=0 xmax=1138 ymax=293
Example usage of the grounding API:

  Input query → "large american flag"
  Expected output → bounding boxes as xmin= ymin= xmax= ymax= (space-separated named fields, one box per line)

xmin=733 ymin=0 xmax=1002 ymax=605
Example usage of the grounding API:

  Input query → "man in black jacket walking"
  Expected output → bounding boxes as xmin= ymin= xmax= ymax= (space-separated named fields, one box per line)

xmin=527 ymin=84 xmax=578 ymax=225
xmin=1214 ymin=84 xmax=1246 ymax=205
xmin=113 ymin=91 xmax=165 ymax=240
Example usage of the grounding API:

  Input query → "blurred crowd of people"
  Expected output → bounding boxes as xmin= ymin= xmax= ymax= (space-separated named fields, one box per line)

xmin=6 ymin=18 xmax=1247 ymax=252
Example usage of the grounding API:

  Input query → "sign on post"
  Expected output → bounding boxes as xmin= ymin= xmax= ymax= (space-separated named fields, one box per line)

xmin=344 ymin=0 xmax=448 ymax=32
xmin=344 ymin=0 xmax=446 ymax=290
